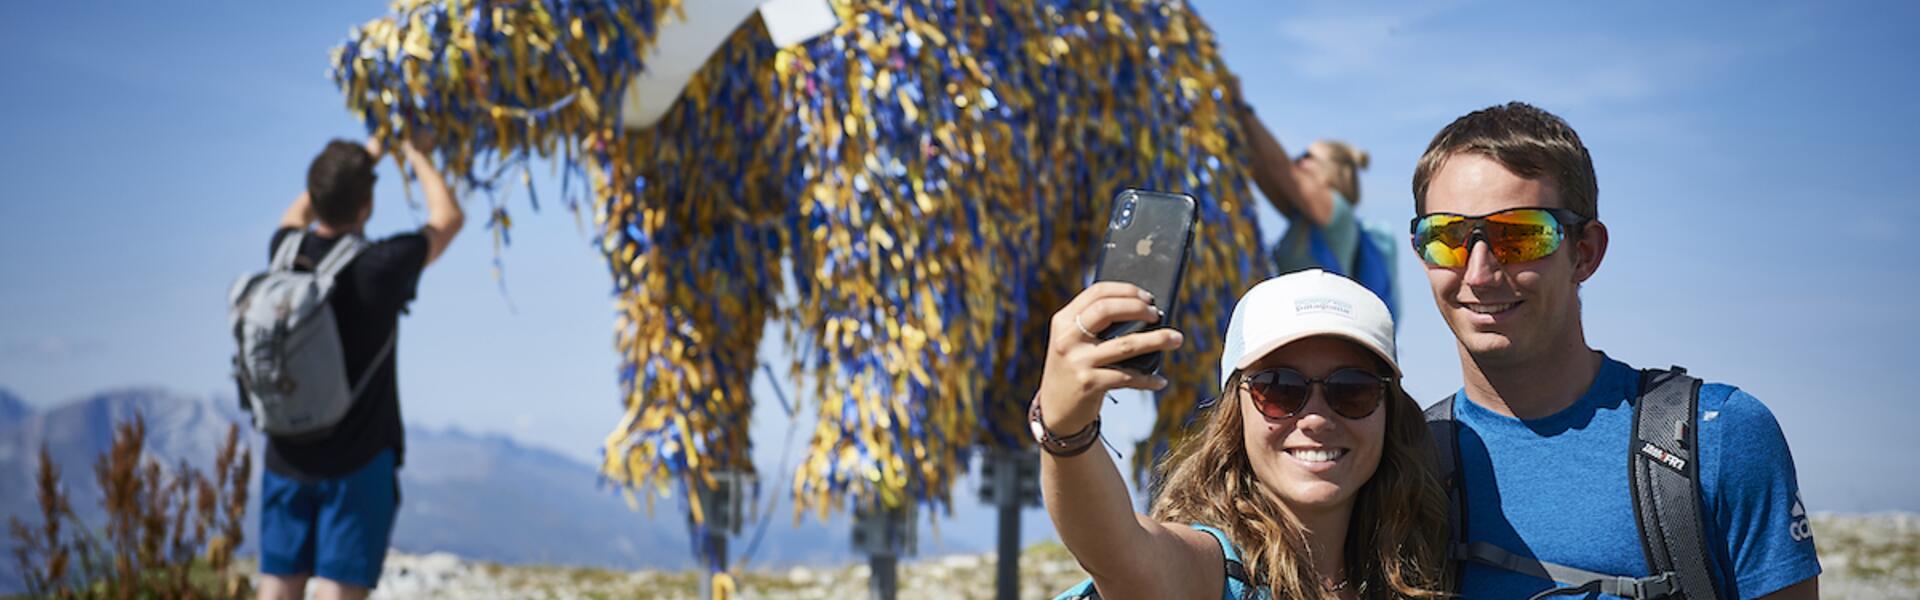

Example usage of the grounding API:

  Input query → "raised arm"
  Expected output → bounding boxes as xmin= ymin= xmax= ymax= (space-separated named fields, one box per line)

xmin=402 ymin=130 xmax=463 ymax=266
xmin=278 ymin=192 xmax=314 ymax=231
xmin=1037 ymin=282 xmax=1224 ymax=599
xmin=1233 ymin=96 xmax=1334 ymax=227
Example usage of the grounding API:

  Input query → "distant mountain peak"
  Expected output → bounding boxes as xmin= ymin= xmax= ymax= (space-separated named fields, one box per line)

xmin=0 ymin=388 xmax=27 ymax=426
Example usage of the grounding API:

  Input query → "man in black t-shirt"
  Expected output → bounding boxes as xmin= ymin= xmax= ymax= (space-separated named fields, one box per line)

xmin=256 ymin=132 xmax=461 ymax=600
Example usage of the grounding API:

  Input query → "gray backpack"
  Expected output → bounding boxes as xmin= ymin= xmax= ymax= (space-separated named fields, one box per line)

xmin=227 ymin=232 xmax=394 ymax=439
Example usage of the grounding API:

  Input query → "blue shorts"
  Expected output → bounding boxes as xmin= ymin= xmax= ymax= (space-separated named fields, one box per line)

xmin=258 ymin=448 xmax=399 ymax=588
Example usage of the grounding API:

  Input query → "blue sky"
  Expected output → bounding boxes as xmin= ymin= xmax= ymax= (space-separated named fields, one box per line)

xmin=1 ymin=0 xmax=1916 ymax=554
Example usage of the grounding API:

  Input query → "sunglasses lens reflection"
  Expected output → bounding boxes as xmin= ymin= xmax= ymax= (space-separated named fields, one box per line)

xmin=1244 ymin=368 xmax=1383 ymax=420
xmin=1413 ymin=208 xmax=1568 ymax=267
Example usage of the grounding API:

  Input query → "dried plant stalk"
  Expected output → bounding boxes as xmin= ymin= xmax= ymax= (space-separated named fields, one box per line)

xmin=8 ymin=414 xmax=254 ymax=598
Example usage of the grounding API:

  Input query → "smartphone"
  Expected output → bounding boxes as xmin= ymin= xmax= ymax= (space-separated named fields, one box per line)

xmin=1091 ymin=189 xmax=1198 ymax=375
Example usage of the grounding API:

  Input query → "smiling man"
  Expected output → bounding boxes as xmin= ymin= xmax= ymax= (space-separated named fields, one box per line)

xmin=1413 ymin=102 xmax=1820 ymax=599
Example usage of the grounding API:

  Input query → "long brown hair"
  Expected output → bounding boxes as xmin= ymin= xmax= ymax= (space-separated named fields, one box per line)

xmin=1149 ymin=368 xmax=1448 ymax=599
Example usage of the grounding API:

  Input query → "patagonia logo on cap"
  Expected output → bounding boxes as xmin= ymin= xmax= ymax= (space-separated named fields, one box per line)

xmin=1294 ymin=297 xmax=1353 ymax=317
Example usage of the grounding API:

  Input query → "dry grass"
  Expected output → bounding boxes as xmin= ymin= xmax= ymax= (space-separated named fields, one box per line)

xmin=7 ymin=414 xmax=252 ymax=599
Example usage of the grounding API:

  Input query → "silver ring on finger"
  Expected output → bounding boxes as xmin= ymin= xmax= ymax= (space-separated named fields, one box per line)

xmin=1074 ymin=313 xmax=1099 ymax=341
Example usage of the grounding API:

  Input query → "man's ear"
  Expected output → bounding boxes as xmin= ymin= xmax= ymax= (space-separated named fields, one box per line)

xmin=1572 ymin=220 xmax=1608 ymax=284
xmin=356 ymin=199 xmax=374 ymax=227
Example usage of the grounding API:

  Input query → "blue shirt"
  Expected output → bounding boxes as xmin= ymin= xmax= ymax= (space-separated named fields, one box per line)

xmin=1453 ymin=356 xmax=1821 ymax=598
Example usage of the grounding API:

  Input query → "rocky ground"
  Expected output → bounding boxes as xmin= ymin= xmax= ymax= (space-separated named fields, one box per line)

xmin=360 ymin=513 xmax=1919 ymax=599
xmin=369 ymin=541 xmax=1088 ymax=600
xmin=1808 ymin=513 xmax=1920 ymax=599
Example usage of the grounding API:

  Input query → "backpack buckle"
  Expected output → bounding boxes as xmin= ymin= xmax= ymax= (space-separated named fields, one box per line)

xmin=1629 ymin=572 xmax=1677 ymax=599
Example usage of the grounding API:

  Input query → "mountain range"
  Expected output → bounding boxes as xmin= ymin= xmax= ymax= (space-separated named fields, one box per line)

xmin=0 ymin=388 xmax=899 ymax=593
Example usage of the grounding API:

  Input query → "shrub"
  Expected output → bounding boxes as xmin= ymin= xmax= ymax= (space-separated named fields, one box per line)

xmin=8 ymin=415 xmax=251 ymax=599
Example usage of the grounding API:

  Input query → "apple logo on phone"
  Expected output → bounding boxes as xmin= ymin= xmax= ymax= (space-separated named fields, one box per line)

xmin=1135 ymin=233 xmax=1155 ymax=257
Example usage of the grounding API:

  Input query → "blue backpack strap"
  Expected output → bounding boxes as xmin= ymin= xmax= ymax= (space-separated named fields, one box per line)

xmin=1191 ymin=524 xmax=1264 ymax=600
xmin=1052 ymin=578 xmax=1100 ymax=600
xmin=1049 ymin=525 xmax=1265 ymax=600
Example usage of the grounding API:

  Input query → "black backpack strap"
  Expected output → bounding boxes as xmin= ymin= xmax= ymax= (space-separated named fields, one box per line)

xmin=1423 ymin=394 xmax=1458 ymax=491
xmin=1630 ymin=366 xmax=1721 ymax=599
xmin=1423 ymin=394 xmax=1465 ymax=591
xmin=1221 ymin=557 xmax=1260 ymax=600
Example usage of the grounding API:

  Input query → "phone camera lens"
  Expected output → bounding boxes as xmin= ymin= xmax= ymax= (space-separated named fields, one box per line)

xmin=1112 ymin=194 xmax=1139 ymax=228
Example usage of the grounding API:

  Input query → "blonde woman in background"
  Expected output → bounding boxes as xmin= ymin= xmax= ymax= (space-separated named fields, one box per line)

xmin=1235 ymin=96 xmax=1402 ymax=316
xmin=1038 ymin=271 xmax=1447 ymax=599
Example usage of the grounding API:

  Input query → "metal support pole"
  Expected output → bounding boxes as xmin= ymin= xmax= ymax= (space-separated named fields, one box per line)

xmin=994 ymin=448 xmax=1022 ymax=600
xmin=981 ymin=447 xmax=1042 ymax=600
xmin=854 ymin=503 xmax=915 ymax=600
xmin=695 ymin=470 xmax=751 ymax=600
xmin=699 ymin=533 xmax=728 ymax=599
xmin=869 ymin=552 xmax=899 ymax=599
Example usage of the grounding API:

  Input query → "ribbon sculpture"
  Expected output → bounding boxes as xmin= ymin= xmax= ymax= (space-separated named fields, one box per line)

xmin=333 ymin=0 xmax=1270 ymax=581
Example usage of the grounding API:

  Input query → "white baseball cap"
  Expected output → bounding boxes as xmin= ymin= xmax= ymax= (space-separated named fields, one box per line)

xmin=1219 ymin=269 xmax=1398 ymax=391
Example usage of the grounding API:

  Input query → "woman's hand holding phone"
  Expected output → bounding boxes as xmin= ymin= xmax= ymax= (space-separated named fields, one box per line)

xmin=1036 ymin=282 xmax=1187 ymax=437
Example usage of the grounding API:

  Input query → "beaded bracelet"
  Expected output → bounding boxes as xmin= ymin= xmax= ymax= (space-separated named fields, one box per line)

xmin=1029 ymin=395 xmax=1101 ymax=457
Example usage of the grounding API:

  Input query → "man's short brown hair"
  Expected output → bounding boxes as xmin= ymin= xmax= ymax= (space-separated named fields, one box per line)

xmin=307 ymin=140 xmax=377 ymax=227
xmin=1412 ymin=102 xmax=1598 ymax=221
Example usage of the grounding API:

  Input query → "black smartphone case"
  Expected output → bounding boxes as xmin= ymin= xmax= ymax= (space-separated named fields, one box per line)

xmin=1091 ymin=189 xmax=1197 ymax=375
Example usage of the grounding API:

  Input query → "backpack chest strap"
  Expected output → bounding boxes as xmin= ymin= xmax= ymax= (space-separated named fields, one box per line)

xmin=1456 ymin=541 xmax=1677 ymax=599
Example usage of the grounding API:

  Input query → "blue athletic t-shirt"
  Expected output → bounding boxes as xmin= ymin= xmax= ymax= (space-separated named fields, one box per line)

xmin=1451 ymin=355 xmax=1821 ymax=598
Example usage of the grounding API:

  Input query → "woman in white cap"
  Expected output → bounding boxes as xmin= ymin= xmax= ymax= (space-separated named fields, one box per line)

xmin=1037 ymin=270 xmax=1446 ymax=599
